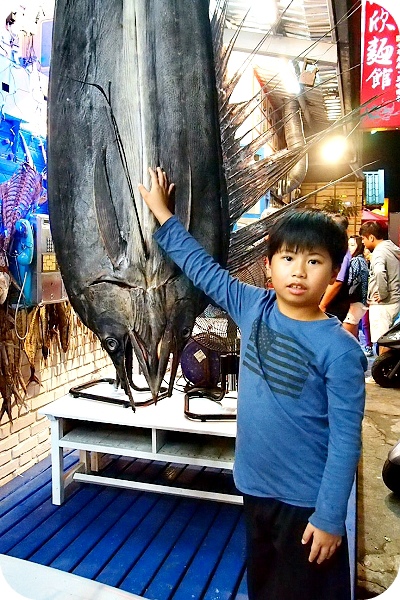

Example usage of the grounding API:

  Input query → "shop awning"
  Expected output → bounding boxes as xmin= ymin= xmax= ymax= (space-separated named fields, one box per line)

xmin=361 ymin=209 xmax=388 ymax=223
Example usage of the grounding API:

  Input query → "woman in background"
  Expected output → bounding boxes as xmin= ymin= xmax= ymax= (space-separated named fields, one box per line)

xmin=343 ymin=235 xmax=369 ymax=338
xmin=361 ymin=246 xmax=373 ymax=356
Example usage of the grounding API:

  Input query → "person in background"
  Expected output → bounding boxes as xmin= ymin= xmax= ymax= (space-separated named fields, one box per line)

xmin=139 ymin=167 xmax=366 ymax=600
xmin=361 ymin=306 xmax=373 ymax=357
xmin=360 ymin=221 xmax=400 ymax=354
xmin=343 ymin=235 xmax=369 ymax=338
xmin=361 ymin=246 xmax=373 ymax=357
xmin=319 ymin=214 xmax=350 ymax=321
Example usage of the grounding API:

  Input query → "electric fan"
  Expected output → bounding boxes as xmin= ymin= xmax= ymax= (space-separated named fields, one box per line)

xmin=180 ymin=305 xmax=240 ymax=420
xmin=180 ymin=256 xmax=269 ymax=420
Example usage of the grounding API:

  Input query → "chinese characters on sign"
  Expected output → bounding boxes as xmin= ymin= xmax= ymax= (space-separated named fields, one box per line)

xmin=361 ymin=0 xmax=400 ymax=129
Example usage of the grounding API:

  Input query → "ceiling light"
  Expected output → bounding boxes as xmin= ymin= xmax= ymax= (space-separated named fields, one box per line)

xmin=246 ymin=0 xmax=278 ymax=27
xmin=321 ymin=136 xmax=348 ymax=162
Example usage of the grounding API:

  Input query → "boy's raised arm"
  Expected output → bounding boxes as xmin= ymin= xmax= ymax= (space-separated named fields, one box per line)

xmin=138 ymin=166 xmax=175 ymax=225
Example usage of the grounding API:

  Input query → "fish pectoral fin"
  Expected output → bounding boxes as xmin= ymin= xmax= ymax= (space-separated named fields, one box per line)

xmin=94 ymin=148 xmax=127 ymax=269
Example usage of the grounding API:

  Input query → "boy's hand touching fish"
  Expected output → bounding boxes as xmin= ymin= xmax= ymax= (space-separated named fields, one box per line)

xmin=139 ymin=167 xmax=175 ymax=225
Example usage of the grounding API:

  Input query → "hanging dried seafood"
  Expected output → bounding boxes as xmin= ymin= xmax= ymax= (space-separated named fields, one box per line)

xmin=0 ymin=301 xmax=74 ymax=422
xmin=0 ymin=306 xmax=28 ymax=421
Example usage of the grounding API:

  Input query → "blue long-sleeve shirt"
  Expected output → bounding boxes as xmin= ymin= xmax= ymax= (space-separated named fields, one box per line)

xmin=155 ymin=216 xmax=367 ymax=535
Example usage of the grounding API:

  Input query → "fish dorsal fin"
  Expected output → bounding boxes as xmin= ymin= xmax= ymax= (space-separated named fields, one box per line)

xmin=94 ymin=148 xmax=127 ymax=269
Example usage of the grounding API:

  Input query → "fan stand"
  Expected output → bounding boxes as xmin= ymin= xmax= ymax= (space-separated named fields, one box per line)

xmin=69 ymin=378 xmax=168 ymax=407
xmin=184 ymin=352 xmax=239 ymax=421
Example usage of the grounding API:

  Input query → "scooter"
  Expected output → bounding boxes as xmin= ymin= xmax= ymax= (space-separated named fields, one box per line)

xmin=371 ymin=317 xmax=400 ymax=388
xmin=382 ymin=441 xmax=400 ymax=496
xmin=370 ymin=318 xmax=400 ymax=495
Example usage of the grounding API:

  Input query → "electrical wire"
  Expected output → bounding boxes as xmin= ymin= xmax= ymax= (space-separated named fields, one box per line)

xmin=14 ymin=269 xmax=29 ymax=341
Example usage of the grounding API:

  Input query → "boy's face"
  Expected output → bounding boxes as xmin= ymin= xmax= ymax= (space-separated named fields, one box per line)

xmin=269 ymin=245 xmax=339 ymax=320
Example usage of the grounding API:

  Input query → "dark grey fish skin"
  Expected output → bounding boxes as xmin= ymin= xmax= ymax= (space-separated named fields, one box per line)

xmin=48 ymin=0 xmax=229 ymax=405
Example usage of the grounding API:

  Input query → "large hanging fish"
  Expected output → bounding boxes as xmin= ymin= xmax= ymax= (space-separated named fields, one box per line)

xmin=48 ymin=0 xmax=355 ymax=407
xmin=48 ymin=1 xmax=233 ymax=407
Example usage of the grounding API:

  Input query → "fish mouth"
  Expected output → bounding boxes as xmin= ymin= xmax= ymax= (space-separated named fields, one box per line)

xmin=108 ymin=334 xmax=164 ymax=410
xmin=129 ymin=329 xmax=178 ymax=401
xmin=112 ymin=352 xmax=137 ymax=411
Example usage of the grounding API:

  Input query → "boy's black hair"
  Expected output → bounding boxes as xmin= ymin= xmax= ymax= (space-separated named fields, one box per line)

xmin=266 ymin=208 xmax=348 ymax=270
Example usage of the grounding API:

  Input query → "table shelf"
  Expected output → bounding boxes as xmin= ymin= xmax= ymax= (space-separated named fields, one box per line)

xmin=40 ymin=383 xmax=239 ymax=505
xmin=61 ymin=425 xmax=153 ymax=455
xmin=60 ymin=424 xmax=235 ymax=468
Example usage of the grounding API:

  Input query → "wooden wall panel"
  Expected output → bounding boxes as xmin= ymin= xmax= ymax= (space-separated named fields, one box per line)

xmin=300 ymin=181 xmax=364 ymax=236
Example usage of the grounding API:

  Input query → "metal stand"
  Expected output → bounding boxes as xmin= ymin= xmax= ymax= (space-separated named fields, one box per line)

xmin=184 ymin=353 xmax=239 ymax=421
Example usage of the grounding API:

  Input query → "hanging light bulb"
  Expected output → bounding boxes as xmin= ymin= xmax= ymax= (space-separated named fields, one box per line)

xmin=320 ymin=136 xmax=348 ymax=162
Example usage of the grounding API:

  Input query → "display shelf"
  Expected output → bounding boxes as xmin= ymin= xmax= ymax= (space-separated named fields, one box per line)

xmin=152 ymin=430 xmax=235 ymax=465
xmin=40 ymin=379 xmax=238 ymax=505
xmin=60 ymin=425 xmax=235 ymax=467
xmin=61 ymin=425 xmax=153 ymax=456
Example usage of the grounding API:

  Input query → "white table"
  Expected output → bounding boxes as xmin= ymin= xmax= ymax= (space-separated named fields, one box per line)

xmin=40 ymin=379 xmax=239 ymax=505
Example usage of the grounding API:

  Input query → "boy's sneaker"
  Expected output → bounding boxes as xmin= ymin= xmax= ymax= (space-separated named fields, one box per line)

xmin=364 ymin=346 xmax=374 ymax=358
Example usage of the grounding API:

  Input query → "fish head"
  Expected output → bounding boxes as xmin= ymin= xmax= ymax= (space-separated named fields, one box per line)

xmin=74 ymin=277 xmax=205 ymax=404
xmin=130 ymin=274 xmax=204 ymax=400
xmin=76 ymin=282 xmax=137 ymax=407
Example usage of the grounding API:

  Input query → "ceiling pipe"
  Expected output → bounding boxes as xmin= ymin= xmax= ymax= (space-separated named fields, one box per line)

xmin=274 ymin=97 xmax=308 ymax=199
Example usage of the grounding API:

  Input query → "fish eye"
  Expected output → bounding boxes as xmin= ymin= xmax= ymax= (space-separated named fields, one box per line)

xmin=181 ymin=327 xmax=191 ymax=339
xmin=105 ymin=337 xmax=119 ymax=352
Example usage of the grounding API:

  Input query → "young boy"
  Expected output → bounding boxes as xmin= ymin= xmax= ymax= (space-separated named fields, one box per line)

xmin=139 ymin=167 xmax=367 ymax=600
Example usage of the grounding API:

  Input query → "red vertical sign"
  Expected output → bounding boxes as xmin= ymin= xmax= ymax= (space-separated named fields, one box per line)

xmin=360 ymin=0 xmax=400 ymax=129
